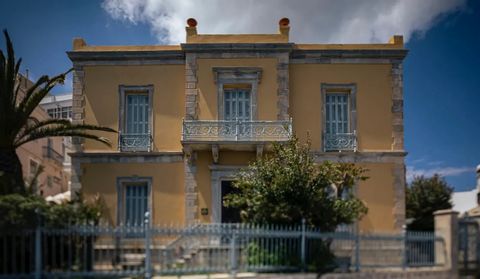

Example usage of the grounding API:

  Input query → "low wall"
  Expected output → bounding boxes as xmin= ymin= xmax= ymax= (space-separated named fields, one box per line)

xmin=321 ymin=267 xmax=455 ymax=279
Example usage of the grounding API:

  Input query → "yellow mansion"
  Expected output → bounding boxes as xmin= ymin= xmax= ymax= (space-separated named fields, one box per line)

xmin=68 ymin=18 xmax=407 ymax=233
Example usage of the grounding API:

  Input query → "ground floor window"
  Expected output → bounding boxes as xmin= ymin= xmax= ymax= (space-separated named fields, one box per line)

xmin=117 ymin=178 xmax=151 ymax=226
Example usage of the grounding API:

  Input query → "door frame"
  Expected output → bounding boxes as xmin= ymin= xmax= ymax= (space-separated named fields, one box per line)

xmin=209 ymin=165 xmax=245 ymax=223
xmin=213 ymin=67 xmax=262 ymax=120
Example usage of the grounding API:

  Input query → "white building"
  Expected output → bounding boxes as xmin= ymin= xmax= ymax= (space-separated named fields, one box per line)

xmin=451 ymin=165 xmax=480 ymax=216
xmin=40 ymin=93 xmax=73 ymax=191
xmin=40 ymin=93 xmax=73 ymax=119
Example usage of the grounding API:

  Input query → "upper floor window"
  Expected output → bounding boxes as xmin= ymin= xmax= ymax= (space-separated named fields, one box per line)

xmin=47 ymin=106 xmax=72 ymax=119
xmin=119 ymin=85 xmax=153 ymax=152
xmin=224 ymin=87 xmax=251 ymax=121
xmin=322 ymin=84 xmax=357 ymax=152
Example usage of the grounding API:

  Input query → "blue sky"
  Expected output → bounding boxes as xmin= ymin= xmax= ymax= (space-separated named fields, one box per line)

xmin=1 ymin=0 xmax=478 ymax=191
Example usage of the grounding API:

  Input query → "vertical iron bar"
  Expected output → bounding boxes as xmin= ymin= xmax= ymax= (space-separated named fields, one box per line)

xmin=144 ymin=212 xmax=152 ymax=279
xmin=229 ymin=225 xmax=237 ymax=275
xmin=354 ymin=225 xmax=360 ymax=272
xmin=300 ymin=219 xmax=306 ymax=272
xmin=34 ymin=223 xmax=42 ymax=279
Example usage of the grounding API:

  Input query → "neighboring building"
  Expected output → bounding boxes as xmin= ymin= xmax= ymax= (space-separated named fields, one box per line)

xmin=452 ymin=165 xmax=480 ymax=216
xmin=40 ymin=93 xmax=74 ymax=185
xmin=40 ymin=93 xmax=73 ymax=120
xmin=67 ymin=18 xmax=407 ymax=232
xmin=15 ymin=75 xmax=69 ymax=197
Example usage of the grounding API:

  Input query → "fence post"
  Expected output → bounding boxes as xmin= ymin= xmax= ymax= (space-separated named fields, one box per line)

xmin=300 ymin=218 xmax=306 ymax=272
xmin=434 ymin=209 xmax=458 ymax=276
xmin=230 ymin=225 xmax=238 ymax=275
xmin=144 ymin=211 xmax=152 ymax=279
xmin=402 ymin=224 xmax=407 ymax=270
xmin=354 ymin=225 xmax=360 ymax=272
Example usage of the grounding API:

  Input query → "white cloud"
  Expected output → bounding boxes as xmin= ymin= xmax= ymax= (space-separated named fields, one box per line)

xmin=406 ymin=165 xmax=474 ymax=182
xmin=102 ymin=0 xmax=466 ymax=44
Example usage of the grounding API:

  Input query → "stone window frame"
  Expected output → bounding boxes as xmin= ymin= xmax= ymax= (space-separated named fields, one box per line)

xmin=116 ymin=176 xmax=153 ymax=226
xmin=118 ymin=85 xmax=154 ymax=149
xmin=321 ymin=83 xmax=357 ymax=144
xmin=209 ymin=165 xmax=245 ymax=223
xmin=212 ymin=67 xmax=262 ymax=120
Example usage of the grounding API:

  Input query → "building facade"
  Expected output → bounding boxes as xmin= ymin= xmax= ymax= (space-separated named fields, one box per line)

xmin=68 ymin=18 xmax=407 ymax=232
xmin=16 ymin=75 xmax=69 ymax=197
xmin=40 ymin=93 xmax=74 ymax=190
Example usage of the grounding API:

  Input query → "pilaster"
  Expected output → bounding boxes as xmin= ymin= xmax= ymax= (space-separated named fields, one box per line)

xmin=277 ymin=52 xmax=290 ymax=120
xmin=185 ymin=53 xmax=198 ymax=120
xmin=391 ymin=61 xmax=404 ymax=150
xmin=184 ymin=153 xmax=198 ymax=225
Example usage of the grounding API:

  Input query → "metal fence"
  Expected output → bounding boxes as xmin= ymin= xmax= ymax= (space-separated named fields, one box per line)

xmin=0 ymin=219 xmax=445 ymax=278
xmin=458 ymin=219 xmax=480 ymax=276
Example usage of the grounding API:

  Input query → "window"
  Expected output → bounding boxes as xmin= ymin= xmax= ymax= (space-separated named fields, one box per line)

xmin=123 ymin=183 xmax=149 ymax=226
xmin=47 ymin=106 xmax=72 ymax=119
xmin=325 ymin=93 xmax=350 ymax=135
xmin=224 ymin=88 xmax=251 ymax=121
xmin=119 ymin=85 xmax=153 ymax=152
xmin=47 ymin=176 xmax=53 ymax=188
xmin=322 ymin=84 xmax=357 ymax=152
xmin=29 ymin=159 xmax=39 ymax=191
xmin=213 ymin=67 xmax=262 ymax=120
xmin=117 ymin=177 xmax=151 ymax=228
xmin=125 ymin=94 xmax=149 ymax=135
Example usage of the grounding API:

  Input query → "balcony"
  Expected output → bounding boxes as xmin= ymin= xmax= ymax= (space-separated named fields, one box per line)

xmin=42 ymin=146 xmax=64 ymax=166
xmin=182 ymin=119 xmax=292 ymax=159
xmin=119 ymin=133 xmax=152 ymax=152
xmin=182 ymin=119 xmax=292 ymax=143
xmin=323 ymin=131 xmax=357 ymax=152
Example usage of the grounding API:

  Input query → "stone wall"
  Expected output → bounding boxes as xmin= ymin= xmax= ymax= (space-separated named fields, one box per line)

xmin=321 ymin=268 xmax=454 ymax=279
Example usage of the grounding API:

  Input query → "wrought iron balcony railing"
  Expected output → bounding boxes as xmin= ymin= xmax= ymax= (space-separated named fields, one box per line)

xmin=42 ymin=146 xmax=64 ymax=165
xmin=119 ymin=133 xmax=152 ymax=152
xmin=323 ymin=131 xmax=357 ymax=152
xmin=182 ymin=119 xmax=292 ymax=142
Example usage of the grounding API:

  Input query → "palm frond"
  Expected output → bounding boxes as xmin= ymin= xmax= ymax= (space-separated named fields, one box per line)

xmin=15 ymin=118 xmax=70 ymax=144
xmin=14 ymin=125 xmax=116 ymax=148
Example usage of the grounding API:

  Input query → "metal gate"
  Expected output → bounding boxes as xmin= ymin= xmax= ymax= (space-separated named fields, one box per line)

xmin=459 ymin=219 xmax=480 ymax=276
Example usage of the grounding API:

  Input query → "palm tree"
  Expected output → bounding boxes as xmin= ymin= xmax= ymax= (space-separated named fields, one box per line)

xmin=0 ymin=30 xmax=116 ymax=195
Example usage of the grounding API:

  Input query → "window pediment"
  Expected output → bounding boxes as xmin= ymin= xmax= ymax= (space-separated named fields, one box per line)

xmin=212 ymin=67 xmax=262 ymax=84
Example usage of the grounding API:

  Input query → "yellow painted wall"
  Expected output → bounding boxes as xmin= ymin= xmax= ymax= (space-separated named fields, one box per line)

xmin=81 ymin=162 xmax=185 ymax=225
xmin=290 ymin=64 xmax=393 ymax=152
xmin=357 ymin=163 xmax=396 ymax=233
xmin=83 ymin=65 xmax=184 ymax=152
xmin=196 ymin=58 xmax=278 ymax=120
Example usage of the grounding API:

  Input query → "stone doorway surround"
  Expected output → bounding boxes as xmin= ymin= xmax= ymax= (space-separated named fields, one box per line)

xmin=209 ymin=165 xmax=246 ymax=223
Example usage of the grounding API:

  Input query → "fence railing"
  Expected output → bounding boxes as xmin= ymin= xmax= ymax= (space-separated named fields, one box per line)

xmin=118 ymin=132 xmax=152 ymax=152
xmin=323 ymin=131 xmax=357 ymax=152
xmin=0 ymin=219 xmax=445 ymax=278
xmin=182 ymin=119 xmax=292 ymax=142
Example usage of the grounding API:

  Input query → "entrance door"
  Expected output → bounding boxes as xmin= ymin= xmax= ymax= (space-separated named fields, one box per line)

xmin=221 ymin=180 xmax=241 ymax=223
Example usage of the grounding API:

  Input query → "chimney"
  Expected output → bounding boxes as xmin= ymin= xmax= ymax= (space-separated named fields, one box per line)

xmin=279 ymin=17 xmax=290 ymax=37
xmin=73 ymin=38 xmax=86 ymax=50
xmin=186 ymin=18 xmax=197 ymax=42
xmin=476 ymin=165 xmax=480 ymax=205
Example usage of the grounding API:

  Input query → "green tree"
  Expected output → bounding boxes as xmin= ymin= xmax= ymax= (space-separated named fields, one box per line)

xmin=406 ymin=174 xmax=453 ymax=231
xmin=224 ymin=136 xmax=368 ymax=231
xmin=0 ymin=30 xmax=116 ymax=195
